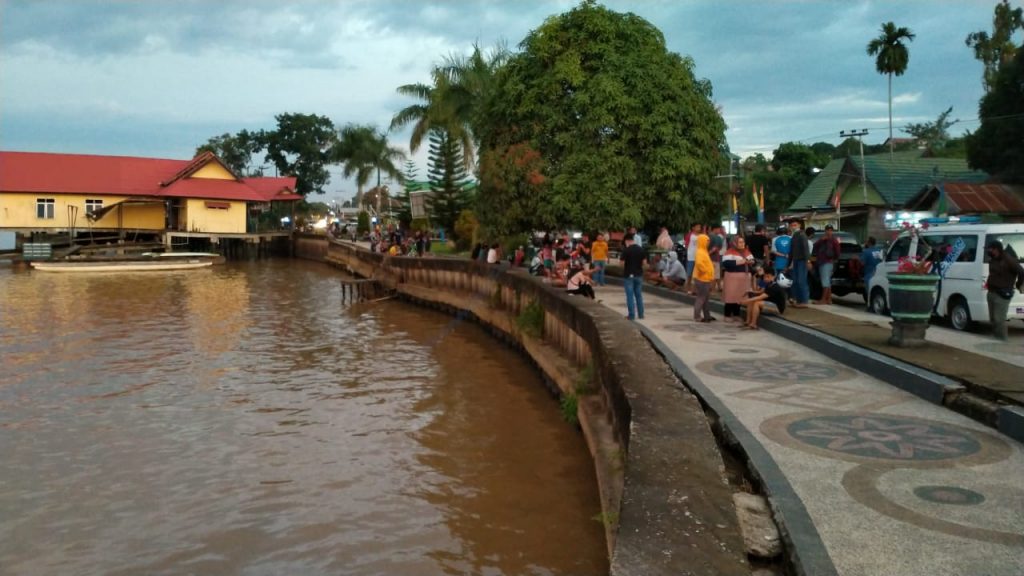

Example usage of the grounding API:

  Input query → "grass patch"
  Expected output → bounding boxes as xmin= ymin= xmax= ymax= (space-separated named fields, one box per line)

xmin=574 ymin=361 xmax=596 ymax=395
xmin=591 ymin=510 xmax=620 ymax=529
xmin=515 ymin=299 xmax=544 ymax=338
xmin=560 ymin=392 xmax=579 ymax=425
xmin=429 ymin=242 xmax=467 ymax=257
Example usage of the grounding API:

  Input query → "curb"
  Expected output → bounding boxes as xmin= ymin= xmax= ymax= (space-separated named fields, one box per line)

xmin=606 ymin=278 xmax=1024 ymax=445
xmin=636 ymin=324 xmax=839 ymax=576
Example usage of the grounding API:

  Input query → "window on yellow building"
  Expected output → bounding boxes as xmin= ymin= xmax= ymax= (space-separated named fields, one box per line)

xmin=85 ymin=199 xmax=103 ymax=215
xmin=36 ymin=199 xmax=55 ymax=219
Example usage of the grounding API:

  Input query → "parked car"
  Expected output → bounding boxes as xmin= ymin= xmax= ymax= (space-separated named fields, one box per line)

xmin=809 ymin=231 xmax=866 ymax=301
xmin=869 ymin=221 xmax=1024 ymax=330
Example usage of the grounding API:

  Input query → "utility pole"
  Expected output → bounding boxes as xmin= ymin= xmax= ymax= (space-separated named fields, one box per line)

xmin=840 ymin=129 xmax=869 ymax=205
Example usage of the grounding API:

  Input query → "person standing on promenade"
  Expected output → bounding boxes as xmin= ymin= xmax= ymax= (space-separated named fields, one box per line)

xmin=693 ymin=234 xmax=716 ymax=322
xmin=860 ymin=236 xmax=882 ymax=306
xmin=787 ymin=219 xmax=810 ymax=308
xmin=684 ymin=223 xmax=703 ymax=294
xmin=591 ymin=233 xmax=609 ymax=286
xmin=620 ymin=232 xmax=647 ymax=320
xmin=747 ymin=224 xmax=771 ymax=268
xmin=771 ymin=225 xmax=791 ymax=276
xmin=984 ymin=239 xmax=1023 ymax=341
xmin=709 ymin=224 xmax=725 ymax=292
xmin=656 ymin=226 xmax=674 ymax=251
xmin=812 ymin=224 xmax=841 ymax=305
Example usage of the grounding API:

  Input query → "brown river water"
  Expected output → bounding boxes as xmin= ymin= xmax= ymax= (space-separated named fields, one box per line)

xmin=0 ymin=259 xmax=606 ymax=576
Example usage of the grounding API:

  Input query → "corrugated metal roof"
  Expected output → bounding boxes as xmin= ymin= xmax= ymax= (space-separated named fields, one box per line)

xmin=946 ymin=183 xmax=1024 ymax=213
xmin=0 ymin=151 xmax=300 ymax=203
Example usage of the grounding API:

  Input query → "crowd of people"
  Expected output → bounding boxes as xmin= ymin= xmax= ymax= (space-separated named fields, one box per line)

xmin=509 ymin=219 xmax=876 ymax=329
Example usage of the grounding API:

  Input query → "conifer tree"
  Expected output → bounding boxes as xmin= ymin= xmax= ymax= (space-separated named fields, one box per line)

xmin=426 ymin=130 xmax=470 ymax=235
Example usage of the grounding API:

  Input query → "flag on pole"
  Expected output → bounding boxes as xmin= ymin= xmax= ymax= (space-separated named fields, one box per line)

xmin=757 ymin=185 xmax=765 ymax=224
xmin=832 ymin=186 xmax=841 ymax=214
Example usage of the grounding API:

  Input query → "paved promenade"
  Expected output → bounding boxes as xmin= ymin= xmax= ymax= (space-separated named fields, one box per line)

xmin=597 ymin=287 xmax=1024 ymax=576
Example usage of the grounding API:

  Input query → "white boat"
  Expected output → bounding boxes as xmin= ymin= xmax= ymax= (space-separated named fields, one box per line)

xmin=30 ymin=260 xmax=213 ymax=273
xmin=139 ymin=252 xmax=222 ymax=259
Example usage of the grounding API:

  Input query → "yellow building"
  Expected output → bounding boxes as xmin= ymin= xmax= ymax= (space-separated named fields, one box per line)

xmin=0 ymin=151 xmax=299 ymax=240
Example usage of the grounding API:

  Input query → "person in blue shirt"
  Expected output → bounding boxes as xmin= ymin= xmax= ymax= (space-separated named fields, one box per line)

xmin=771 ymin=226 xmax=791 ymax=274
xmin=860 ymin=236 xmax=882 ymax=306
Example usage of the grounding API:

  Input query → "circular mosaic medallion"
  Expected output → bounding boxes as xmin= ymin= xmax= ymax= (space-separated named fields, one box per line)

xmin=913 ymin=485 xmax=986 ymax=506
xmin=698 ymin=359 xmax=845 ymax=383
xmin=787 ymin=414 xmax=981 ymax=462
xmin=762 ymin=412 xmax=1012 ymax=468
xmin=843 ymin=465 xmax=1024 ymax=546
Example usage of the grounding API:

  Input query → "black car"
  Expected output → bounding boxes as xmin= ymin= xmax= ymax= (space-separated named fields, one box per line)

xmin=809 ymin=231 xmax=865 ymax=300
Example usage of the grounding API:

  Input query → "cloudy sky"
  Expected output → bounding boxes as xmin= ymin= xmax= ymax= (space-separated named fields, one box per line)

xmin=0 ymin=0 xmax=1001 ymax=201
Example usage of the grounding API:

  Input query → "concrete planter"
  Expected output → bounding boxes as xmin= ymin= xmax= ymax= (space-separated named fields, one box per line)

xmin=888 ymin=273 xmax=939 ymax=347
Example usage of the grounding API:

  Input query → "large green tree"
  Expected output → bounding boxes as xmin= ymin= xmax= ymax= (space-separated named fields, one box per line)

xmin=262 ymin=113 xmax=337 ymax=196
xmin=195 ymin=129 xmax=263 ymax=175
xmin=866 ymin=22 xmax=915 ymax=158
xmin=477 ymin=1 xmax=726 ymax=233
xmin=966 ymin=0 xmax=1024 ymax=92
xmin=426 ymin=130 xmax=471 ymax=235
xmin=967 ymin=47 xmax=1024 ymax=183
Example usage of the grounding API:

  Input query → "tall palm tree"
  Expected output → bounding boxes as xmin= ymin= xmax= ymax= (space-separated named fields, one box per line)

xmin=334 ymin=124 xmax=405 ymax=213
xmin=390 ymin=42 xmax=509 ymax=168
xmin=867 ymin=22 xmax=915 ymax=158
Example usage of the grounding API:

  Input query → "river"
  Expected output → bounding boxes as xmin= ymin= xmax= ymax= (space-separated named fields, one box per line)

xmin=0 ymin=259 xmax=607 ymax=575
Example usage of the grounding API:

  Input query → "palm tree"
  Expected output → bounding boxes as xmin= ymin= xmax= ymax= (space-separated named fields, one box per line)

xmin=390 ymin=42 xmax=509 ymax=168
xmin=867 ymin=22 xmax=916 ymax=158
xmin=333 ymin=124 xmax=405 ymax=213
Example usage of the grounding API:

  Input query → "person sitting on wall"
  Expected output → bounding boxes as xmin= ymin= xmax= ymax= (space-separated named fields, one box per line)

xmin=656 ymin=251 xmax=687 ymax=291
xmin=644 ymin=253 xmax=665 ymax=283
xmin=740 ymin=268 xmax=789 ymax=329
xmin=566 ymin=266 xmax=597 ymax=299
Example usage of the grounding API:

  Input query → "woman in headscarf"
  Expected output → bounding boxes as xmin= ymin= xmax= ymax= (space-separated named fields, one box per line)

xmin=692 ymin=234 xmax=715 ymax=322
xmin=722 ymin=235 xmax=754 ymax=322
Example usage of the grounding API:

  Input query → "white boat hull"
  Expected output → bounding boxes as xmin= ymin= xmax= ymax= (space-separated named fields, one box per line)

xmin=30 ymin=260 xmax=213 ymax=273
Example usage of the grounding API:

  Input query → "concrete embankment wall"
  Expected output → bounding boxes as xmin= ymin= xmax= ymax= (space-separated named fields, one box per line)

xmin=293 ymin=235 xmax=749 ymax=576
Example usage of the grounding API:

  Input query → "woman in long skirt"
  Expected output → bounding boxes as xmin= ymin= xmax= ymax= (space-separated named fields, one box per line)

xmin=722 ymin=236 xmax=754 ymax=322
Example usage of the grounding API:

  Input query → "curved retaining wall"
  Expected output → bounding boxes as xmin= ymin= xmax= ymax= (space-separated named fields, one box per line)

xmin=294 ymin=235 xmax=749 ymax=575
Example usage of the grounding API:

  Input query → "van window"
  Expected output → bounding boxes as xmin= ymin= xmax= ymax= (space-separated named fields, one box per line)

xmin=886 ymin=236 xmax=911 ymax=262
xmin=985 ymin=233 xmax=1024 ymax=262
xmin=924 ymin=234 xmax=978 ymax=263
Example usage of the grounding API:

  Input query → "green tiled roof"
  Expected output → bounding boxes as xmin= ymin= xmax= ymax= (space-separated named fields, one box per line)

xmin=788 ymin=150 xmax=988 ymax=211
xmin=789 ymin=158 xmax=844 ymax=209
xmin=853 ymin=152 xmax=987 ymax=206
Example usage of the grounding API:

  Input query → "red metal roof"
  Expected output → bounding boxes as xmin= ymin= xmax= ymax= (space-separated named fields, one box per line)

xmin=0 ymin=151 xmax=300 ymax=203
xmin=242 ymin=177 xmax=301 ymax=201
xmin=945 ymin=183 xmax=1024 ymax=214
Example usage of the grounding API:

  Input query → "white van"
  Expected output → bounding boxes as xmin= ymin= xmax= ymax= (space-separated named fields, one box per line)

xmin=869 ymin=222 xmax=1024 ymax=330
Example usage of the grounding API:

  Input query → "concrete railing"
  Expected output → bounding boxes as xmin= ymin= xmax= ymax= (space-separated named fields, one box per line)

xmin=295 ymin=235 xmax=749 ymax=575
